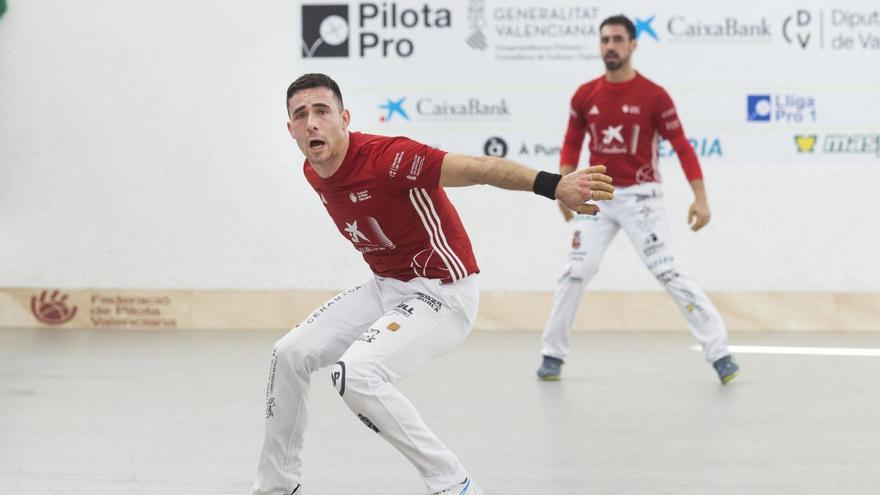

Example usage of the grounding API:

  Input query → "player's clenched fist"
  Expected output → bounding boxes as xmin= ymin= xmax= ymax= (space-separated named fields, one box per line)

xmin=556 ymin=165 xmax=614 ymax=215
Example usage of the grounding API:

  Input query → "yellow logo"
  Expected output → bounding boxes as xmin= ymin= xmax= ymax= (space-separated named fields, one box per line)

xmin=387 ymin=322 xmax=401 ymax=331
xmin=795 ymin=135 xmax=817 ymax=153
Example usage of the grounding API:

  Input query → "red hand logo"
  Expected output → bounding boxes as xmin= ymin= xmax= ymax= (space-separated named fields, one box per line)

xmin=30 ymin=290 xmax=78 ymax=325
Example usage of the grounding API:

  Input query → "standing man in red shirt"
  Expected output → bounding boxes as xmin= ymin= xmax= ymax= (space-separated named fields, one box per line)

xmin=251 ymin=73 xmax=614 ymax=495
xmin=535 ymin=15 xmax=739 ymax=384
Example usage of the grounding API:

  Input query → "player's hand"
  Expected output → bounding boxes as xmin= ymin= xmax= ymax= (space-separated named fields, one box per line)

xmin=688 ymin=199 xmax=711 ymax=231
xmin=557 ymin=201 xmax=574 ymax=222
xmin=556 ymin=165 xmax=614 ymax=216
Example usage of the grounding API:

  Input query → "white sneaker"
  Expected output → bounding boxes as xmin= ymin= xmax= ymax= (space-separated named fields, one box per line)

xmin=432 ymin=478 xmax=483 ymax=495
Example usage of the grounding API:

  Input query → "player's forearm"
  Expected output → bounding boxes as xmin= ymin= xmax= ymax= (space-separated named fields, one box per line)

xmin=669 ymin=135 xmax=704 ymax=182
xmin=462 ymin=156 xmax=538 ymax=191
xmin=439 ymin=153 xmax=542 ymax=190
xmin=559 ymin=137 xmax=584 ymax=169
xmin=689 ymin=179 xmax=708 ymax=203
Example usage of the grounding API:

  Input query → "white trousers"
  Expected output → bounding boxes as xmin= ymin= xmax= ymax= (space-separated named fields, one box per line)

xmin=252 ymin=274 xmax=480 ymax=495
xmin=541 ymin=182 xmax=730 ymax=363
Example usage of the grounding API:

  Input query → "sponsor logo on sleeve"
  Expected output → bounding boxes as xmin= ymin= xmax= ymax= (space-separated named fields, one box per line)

xmin=389 ymin=151 xmax=404 ymax=177
xmin=406 ymin=154 xmax=426 ymax=180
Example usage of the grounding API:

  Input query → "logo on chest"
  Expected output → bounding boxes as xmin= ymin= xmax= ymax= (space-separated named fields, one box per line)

xmin=586 ymin=103 xmax=641 ymax=116
xmin=622 ymin=104 xmax=641 ymax=114
xmin=590 ymin=122 xmax=641 ymax=155
xmin=342 ymin=217 xmax=397 ymax=253
xmin=601 ymin=125 xmax=624 ymax=144
xmin=349 ymin=190 xmax=372 ymax=203
xmin=344 ymin=220 xmax=370 ymax=243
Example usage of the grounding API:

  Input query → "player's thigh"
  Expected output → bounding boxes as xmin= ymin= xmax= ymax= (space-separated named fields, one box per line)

xmin=618 ymin=195 xmax=678 ymax=268
xmin=274 ymin=280 xmax=384 ymax=370
xmin=566 ymin=213 xmax=619 ymax=276
xmin=338 ymin=279 xmax=478 ymax=383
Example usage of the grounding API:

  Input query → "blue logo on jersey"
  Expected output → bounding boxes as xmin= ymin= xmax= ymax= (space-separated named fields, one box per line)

xmin=635 ymin=16 xmax=659 ymax=41
xmin=379 ymin=97 xmax=409 ymax=123
xmin=747 ymin=94 xmax=772 ymax=122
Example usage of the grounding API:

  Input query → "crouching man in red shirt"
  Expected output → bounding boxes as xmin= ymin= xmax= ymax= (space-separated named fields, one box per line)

xmin=251 ymin=72 xmax=614 ymax=495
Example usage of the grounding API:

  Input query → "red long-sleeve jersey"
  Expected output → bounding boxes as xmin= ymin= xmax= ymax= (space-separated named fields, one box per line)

xmin=560 ymin=72 xmax=702 ymax=187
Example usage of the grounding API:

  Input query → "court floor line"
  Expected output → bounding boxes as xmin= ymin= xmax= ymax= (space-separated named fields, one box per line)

xmin=690 ymin=345 xmax=880 ymax=357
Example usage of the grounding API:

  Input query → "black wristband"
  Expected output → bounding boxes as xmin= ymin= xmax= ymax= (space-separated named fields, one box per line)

xmin=533 ymin=171 xmax=562 ymax=200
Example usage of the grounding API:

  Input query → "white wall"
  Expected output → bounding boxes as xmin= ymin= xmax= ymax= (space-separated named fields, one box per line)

xmin=2 ymin=0 xmax=878 ymax=291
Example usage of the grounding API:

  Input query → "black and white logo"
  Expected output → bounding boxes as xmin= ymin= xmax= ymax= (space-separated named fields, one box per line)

xmin=395 ymin=302 xmax=415 ymax=317
xmin=302 ymin=3 xmax=452 ymax=59
xmin=782 ymin=9 xmax=880 ymax=51
xmin=302 ymin=5 xmax=350 ymax=58
xmin=783 ymin=10 xmax=815 ymax=48
xmin=358 ymin=328 xmax=381 ymax=343
xmin=485 ymin=136 xmax=560 ymax=158
xmin=484 ymin=136 xmax=508 ymax=157
xmin=331 ymin=361 xmax=346 ymax=395
xmin=358 ymin=413 xmax=381 ymax=433
xmin=415 ymin=292 xmax=443 ymax=312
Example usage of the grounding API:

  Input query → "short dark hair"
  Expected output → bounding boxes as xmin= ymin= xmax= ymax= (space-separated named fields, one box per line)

xmin=285 ymin=73 xmax=344 ymax=113
xmin=600 ymin=15 xmax=636 ymax=40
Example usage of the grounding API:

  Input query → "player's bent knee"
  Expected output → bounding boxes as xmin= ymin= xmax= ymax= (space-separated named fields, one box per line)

xmin=334 ymin=359 xmax=383 ymax=401
xmin=568 ymin=260 xmax=599 ymax=283
xmin=273 ymin=336 xmax=313 ymax=375
xmin=330 ymin=361 xmax=386 ymax=435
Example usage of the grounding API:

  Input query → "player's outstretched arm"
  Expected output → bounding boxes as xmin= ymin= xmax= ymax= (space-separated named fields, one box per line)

xmin=439 ymin=154 xmax=613 ymax=214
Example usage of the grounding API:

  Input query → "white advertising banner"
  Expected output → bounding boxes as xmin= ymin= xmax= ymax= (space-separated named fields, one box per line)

xmin=293 ymin=0 xmax=880 ymax=291
xmin=1 ymin=0 xmax=877 ymax=292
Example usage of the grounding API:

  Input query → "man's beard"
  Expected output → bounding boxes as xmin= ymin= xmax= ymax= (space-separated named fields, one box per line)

xmin=604 ymin=59 xmax=623 ymax=70
xmin=603 ymin=50 xmax=626 ymax=70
